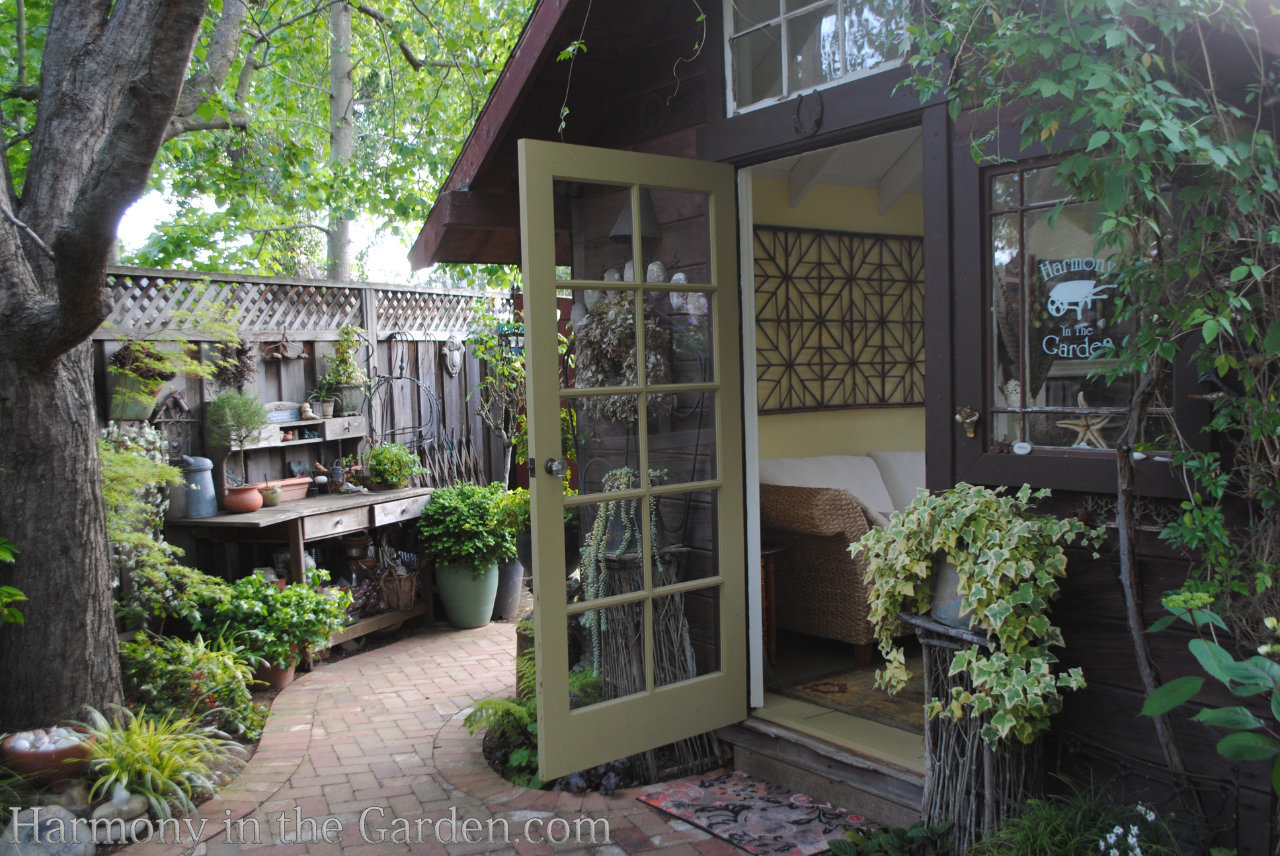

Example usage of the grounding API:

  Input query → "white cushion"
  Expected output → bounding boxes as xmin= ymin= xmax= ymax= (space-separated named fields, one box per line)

xmin=758 ymin=455 xmax=896 ymax=519
xmin=868 ymin=450 xmax=927 ymax=512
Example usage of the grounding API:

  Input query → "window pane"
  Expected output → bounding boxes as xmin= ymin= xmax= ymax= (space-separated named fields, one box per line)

xmin=987 ymin=165 xmax=1171 ymax=451
xmin=991 ymin=173 xmax=1019 ymax=210
xmin=788 ymin=4 xmax=841 ymax=92
xmin=732 ymin=25 xmax=783 ymax=106
xmin=735 ymin=0 xmax=780 ymax=32
xmin=843 ymin=0 xmax=908 ymax=71
xmin=1024 ymin=167 xmax=1071 ymax=205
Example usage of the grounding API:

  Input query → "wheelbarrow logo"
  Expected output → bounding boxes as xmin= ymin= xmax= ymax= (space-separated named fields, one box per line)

xmin=1046 ymin=279 xmax=1114 ymax=321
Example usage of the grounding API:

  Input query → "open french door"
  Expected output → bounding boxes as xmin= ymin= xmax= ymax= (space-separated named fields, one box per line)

xmin=519 ymin=140 xmax=746 ymax=780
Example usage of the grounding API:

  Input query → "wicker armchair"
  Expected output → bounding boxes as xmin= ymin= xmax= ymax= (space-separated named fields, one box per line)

xmin=760 ymin=482 xmax=876 ymax=664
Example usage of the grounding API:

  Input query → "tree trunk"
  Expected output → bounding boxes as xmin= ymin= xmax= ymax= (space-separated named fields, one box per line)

xmin=0 ymin=0 xmax=207 ymax=729
xmin=0 ymin=342 xmax=121 ymax=728
xmin=327 ymin=1 xmax=354 ymax=281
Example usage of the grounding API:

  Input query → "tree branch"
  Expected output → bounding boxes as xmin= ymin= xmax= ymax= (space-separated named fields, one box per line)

xmin=171 ymin=0 xmax=250 ymax=121
xmin=32 ymin=1 xmax=208 ymax=361
xmin=163 ymin=113 xmax=250 ymax=142
xmin=0 ymin=197 xmax=54 ymax=260
xmin=354 ymin=3 xmax=492 ymax=72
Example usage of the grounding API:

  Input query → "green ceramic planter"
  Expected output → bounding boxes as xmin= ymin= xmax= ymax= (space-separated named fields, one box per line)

xmin=436 ymin=561 xmax=499 ymax=629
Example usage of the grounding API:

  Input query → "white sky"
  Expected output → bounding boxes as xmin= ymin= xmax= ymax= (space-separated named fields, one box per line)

xmin=117 ymin=191 xmax=419 ymax=284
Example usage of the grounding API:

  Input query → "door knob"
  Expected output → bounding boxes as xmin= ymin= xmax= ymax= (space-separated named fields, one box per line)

xmin=544 ymin=458 xmax=569 ymax=478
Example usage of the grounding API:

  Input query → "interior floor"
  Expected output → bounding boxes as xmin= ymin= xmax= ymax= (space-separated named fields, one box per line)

xmin=759 ymin=631 xmax=925 ymax=775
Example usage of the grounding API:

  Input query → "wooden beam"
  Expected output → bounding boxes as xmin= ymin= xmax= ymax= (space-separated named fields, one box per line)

xmin=877 ymin=131 xmax=922 ymax=215
xmin=787 ymin=149 xmax=835 ymax=209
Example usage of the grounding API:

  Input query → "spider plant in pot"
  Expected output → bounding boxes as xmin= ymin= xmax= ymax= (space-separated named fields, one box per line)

xmin=307 ymin=377 xmax=340 ymax=418
xmin=854 ymin=482 xmax=1103 ymax=746
xmin=417 ymin=483 xmax=514 ymax=628
xmin=205 ymin=390 xmax=270 ymax=512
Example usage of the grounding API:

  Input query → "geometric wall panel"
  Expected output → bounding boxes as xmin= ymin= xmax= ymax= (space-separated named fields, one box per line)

xmin=755 ymin=227 xmax=925 ymax=412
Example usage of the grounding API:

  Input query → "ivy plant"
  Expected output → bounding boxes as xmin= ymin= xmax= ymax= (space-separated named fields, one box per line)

xmin=855 ymin=483 xmax=1102 ymax=745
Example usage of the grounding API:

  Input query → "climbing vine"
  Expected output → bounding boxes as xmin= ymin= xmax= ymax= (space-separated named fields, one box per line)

xmin=906 ymin=0 xmax=1280 ymax=644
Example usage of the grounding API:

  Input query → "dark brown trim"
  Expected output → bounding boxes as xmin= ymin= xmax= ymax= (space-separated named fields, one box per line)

xmin=698 ymin=65 xmax=938 ymax=166
xmin=921 ymin=103 xmax=954 ymax=492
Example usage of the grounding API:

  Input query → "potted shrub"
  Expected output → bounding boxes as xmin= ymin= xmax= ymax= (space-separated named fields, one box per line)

xmin=854 ymin=483 xmax=1103 ymax=746
xmin=418 ymin=483 xmax=514 ymax=628
xmin=364 ymin=442 xmax=426 ymax=490
xmin=323 ymin=325 xmax=369 ymax=416
xmin=493 ymin=488 xmax=531 ymax=618
xmin=205 ymin=391 xmax=270 ymax=512
xmin=206 ymin=574 xmax=351 ymax=688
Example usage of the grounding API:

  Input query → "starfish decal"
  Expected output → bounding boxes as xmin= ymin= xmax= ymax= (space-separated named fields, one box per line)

xmin=1056 ymin=393 xmax=1113 ymax=448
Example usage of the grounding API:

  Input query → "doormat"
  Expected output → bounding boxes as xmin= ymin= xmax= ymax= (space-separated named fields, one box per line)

xmin=775 ymin=657 xmax=925 ymax=735
xmin=638 ymin=770 xmax=871 ymax=856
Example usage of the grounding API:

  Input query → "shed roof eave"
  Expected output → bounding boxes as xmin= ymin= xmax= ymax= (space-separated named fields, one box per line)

xmin=409 ymin=0 xmax=580 ymax=270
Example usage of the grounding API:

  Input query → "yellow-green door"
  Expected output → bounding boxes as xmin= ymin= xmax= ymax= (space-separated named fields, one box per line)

xmin=520 ymin=139 xmax=745 ymax=780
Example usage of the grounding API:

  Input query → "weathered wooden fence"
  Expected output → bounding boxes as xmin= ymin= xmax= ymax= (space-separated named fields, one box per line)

xmin=93 ymin=265 xmax=508 ymax=484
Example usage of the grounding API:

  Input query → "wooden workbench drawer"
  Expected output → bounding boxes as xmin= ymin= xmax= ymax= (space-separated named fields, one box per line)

xmin=372 ymin=493 xmax=431 ymax=527
xmin=302 ymin=506 xmax=371 ymax=540
xmin=323 ymin=415 xmax=366 ymax=440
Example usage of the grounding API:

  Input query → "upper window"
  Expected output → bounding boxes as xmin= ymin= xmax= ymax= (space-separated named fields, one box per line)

xmin=987 ymin=163 xmax=1173 ymax=452
xmin=725 ymin=0 xmax=910 ymax=114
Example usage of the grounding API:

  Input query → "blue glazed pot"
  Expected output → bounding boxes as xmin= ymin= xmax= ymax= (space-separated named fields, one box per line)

xmin=436 ymin=561 xmax=499 ymax=629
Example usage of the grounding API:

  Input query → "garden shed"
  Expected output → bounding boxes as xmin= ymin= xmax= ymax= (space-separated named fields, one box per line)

xmin=410 ymin=0 xmax=1280 ymax=852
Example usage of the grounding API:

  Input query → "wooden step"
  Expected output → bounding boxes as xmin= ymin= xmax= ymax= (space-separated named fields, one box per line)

xmin=718 ymin=717 xmax=925 ymax=828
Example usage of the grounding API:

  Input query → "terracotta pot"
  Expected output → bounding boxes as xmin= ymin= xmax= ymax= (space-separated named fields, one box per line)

xmin=253 ymin=661 xmax=297 ymax=690
xmin=1 ymin=731 xmax=94 ymax=788
xmin=225 ymin=484 xmax=264 ymax=513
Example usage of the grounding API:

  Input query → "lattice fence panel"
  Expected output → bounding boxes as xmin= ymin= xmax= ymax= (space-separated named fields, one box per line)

xmin=103 ymin=269 xmax=365 ymax=338
xmin=375 ymin=288 xmax=486 ymax=339
xmin=754 ymin=227 xmax=925 ymax=412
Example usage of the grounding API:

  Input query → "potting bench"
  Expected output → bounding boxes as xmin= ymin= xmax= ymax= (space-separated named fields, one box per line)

xmin=169 ymin=486 xmax=433 ymax=641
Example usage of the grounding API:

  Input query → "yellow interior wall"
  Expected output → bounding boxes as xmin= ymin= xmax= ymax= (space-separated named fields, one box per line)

xmin=751 ymin=176 xmax=926 ymax=458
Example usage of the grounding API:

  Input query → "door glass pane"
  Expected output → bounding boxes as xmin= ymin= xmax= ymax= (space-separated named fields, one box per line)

xmin=553 ymin=183 xmax=639 ymax=282
xmin=665 ymin=290 xmax=714 ymax=381
xmin=574 ymin=495 xmax=649 ymax=602
xmin=569 ymin=289 xmax=640 ymax=394
xmin=653 ymin=489 xmax=718 ymax=584
xmin=654 ymin=587 xmax=720 ymax=686
xmin=641 ymin=189 xmax=710 ymax=286
xmin=648 ymin=393 xmax=717 ymax=484
xmin=570 ymin=601 xmax=644 ymax=708
xmin=787 ymin=4 xmax=840 ymax=92
xmin=731 ymin=25 xmax=783 ymax=106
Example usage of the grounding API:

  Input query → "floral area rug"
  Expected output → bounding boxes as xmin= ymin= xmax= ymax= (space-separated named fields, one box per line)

xmin=638 ymin=770 xmax=872 ymax=856
xmin=774 ymin=656 xmax=925 ymax=735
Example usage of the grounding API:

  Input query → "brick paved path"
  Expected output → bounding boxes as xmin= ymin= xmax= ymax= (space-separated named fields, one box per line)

xmin=123 ymin=621 xmax=738 ymax=856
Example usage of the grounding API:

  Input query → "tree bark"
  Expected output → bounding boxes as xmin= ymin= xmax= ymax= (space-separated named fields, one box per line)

xmin=327 ymin=1 xmax=354 ymax=282
xmin=0 ymin=0 xmax=208 ymax=729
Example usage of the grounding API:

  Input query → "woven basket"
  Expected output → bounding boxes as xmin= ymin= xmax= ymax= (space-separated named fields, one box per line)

xmin=379 ymin=572 xmax=418 ymax=612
